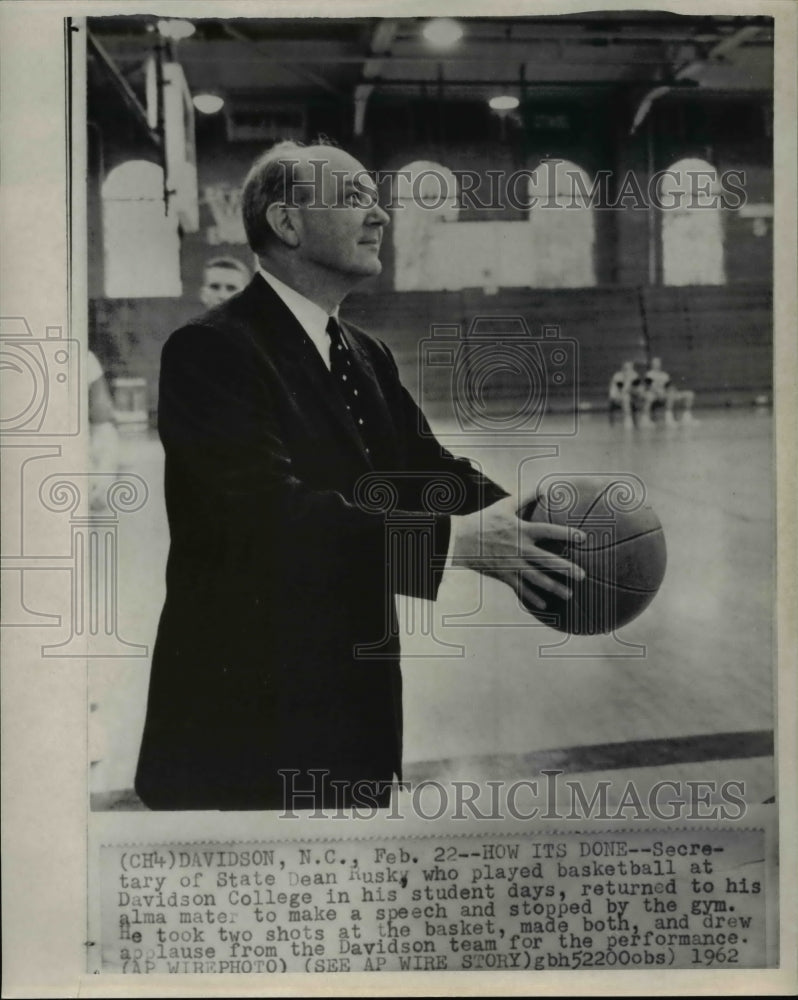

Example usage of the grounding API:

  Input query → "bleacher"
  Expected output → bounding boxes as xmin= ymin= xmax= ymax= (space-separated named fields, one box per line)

xmin=344 ymin=283 xmax=772 ymax=414
xmin=90 ymin=283 xmax=772 ymax=422
xmin=642 ymin=284 xmax=772 ymax=406
xmin=89 ymin=297 xmax=199 ymax=422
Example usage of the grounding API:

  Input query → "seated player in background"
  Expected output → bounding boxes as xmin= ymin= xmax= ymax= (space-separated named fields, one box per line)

xmin=639 ymin=356 xmax=698 ymax=427
xmin=198 ymin=255 xmax=251 ymax=308
xmin=608 ymin=360 xmax=644 ymax=428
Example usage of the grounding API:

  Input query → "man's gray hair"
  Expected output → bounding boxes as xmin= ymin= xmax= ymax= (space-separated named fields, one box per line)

xmin=241 ymin=137 xmax=338 ymax=255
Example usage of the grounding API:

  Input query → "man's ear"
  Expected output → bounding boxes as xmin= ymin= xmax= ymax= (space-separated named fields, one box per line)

xmin=265 ymin=203 xmax=300 ymax=248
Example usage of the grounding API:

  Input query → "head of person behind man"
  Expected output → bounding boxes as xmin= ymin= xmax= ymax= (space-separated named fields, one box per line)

xmin=241 ymin=139 xmax=389 ymax=311
xmin=199 ymin=256 xmax=251 ymax=308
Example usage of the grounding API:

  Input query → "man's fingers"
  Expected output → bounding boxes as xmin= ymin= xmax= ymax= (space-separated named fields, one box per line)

xmin=520 ymin=521 xmax=587 ymax=579
xmin=521 ymin=567 xmax=573 ymax=602
xmin=518 ymin=576 xmax=547 ymax=611
xmin=522 ymin=521 xmax=586 ymax=546
xmin=491 ymin=568 xmax=554 ymax=607
xmin=478 ymin=549 xmax=585 ymax=580
xmin=494 ymin=566 xmax=577 ymax=607
xmin=520 ymin=544 xmax=586 ymax=580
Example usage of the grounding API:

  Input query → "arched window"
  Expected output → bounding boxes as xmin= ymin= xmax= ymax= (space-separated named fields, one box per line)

xmin=659 ymin=158 xmax=724 ymax=286
xmin=527 ymin=159 xmax=596 ymax=287
xmin=392 ymin=160 xmax=459 ymax=291
xmin=391 ymin=158 xmax=597 ymax=290
xmin=101 ymin=160 xmax=182 ymax=298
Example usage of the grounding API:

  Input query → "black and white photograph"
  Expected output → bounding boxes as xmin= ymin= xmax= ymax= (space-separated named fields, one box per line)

xmin=1 ymin=1 xmax=796 ymax=995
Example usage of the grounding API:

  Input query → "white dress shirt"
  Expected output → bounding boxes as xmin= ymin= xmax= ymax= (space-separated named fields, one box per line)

xmin=257 ymin=266 xmax=338 ymax=369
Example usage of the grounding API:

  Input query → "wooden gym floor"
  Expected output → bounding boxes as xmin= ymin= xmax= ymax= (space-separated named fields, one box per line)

xmin=91 ymin=406 xmax=775 ymax=809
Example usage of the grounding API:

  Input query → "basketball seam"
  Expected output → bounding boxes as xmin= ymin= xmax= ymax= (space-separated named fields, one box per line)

xmin=535 ymin=487 xmax=665 ymax=608
xmin=577 ymin=526 xmax=663 ymax=552
xmin=581 ymin=576 xmax=662 ymax=594
xmin=576 ymin=481 xmax=613 ymax=531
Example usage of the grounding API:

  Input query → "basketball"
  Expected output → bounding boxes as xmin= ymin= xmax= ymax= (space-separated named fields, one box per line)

xmin=520 ymin=476 xmax=667 ymax=634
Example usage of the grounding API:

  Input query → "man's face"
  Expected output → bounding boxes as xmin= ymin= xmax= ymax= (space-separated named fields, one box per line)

xmin=200 ymin=266 xmax=247 ymax=308
xmin=290 ymin=148 xmax=389 ymax=281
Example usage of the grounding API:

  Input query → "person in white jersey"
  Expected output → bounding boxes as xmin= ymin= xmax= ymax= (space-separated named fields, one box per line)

xmin=639 ymin=356 xmax=698 ymax=427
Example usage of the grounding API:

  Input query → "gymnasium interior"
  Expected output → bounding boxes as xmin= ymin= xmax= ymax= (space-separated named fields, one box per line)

xmin=83 ymin=13 xmax=775 ymax=811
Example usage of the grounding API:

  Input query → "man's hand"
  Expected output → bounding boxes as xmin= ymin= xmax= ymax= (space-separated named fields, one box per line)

xmin=451 ymin=493 xmax=586 ymax=611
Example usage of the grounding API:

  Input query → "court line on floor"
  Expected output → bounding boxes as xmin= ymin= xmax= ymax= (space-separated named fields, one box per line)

xmin=403 ymin=729 xmax=774 ymax=781
xmin=90 ymin=730 xmax=774 ymax=809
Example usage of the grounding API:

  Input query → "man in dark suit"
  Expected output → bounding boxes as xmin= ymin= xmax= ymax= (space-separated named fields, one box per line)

xmin=135 ymin=141 xmax=585 ymax=812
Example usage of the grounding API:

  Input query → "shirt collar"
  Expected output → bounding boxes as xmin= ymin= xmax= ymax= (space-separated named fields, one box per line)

xmin=256 ymin=266 xmax=339 ymax=341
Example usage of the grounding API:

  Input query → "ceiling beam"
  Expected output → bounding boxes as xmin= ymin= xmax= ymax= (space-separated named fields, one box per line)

xmin=218 ymin=21 xmax=345 ymax=96
xmin=365 ymin=78 xmax=702 ymax=89
xmin=170 ymin=52 xmax=699 ymax=67
xmin=87 ymin=29 xmax=161 ymax=150
xmin=390 ymin=29 xmax=771 ymax=46
xmin=630 ymin=23 xmax=764 ymax=133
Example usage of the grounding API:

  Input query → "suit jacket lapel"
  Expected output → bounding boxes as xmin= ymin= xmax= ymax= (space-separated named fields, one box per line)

xmin=230 ymin=277 xmax=376 ymax=468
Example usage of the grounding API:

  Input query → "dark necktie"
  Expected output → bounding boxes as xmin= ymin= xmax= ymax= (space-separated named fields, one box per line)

xmin=327 ymin=317 xmax=371 ymax=457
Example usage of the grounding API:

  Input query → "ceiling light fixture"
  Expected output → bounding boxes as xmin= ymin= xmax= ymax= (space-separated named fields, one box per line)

xmin=193 ymin=93 xmax=225 ymax=114
xmin=422 ymin=18 xmax=463 ymax=48
xmin=156 ymin=19 xmax=196 ymax=41
xmin=489 ymin=95 xmax=520 ymax=112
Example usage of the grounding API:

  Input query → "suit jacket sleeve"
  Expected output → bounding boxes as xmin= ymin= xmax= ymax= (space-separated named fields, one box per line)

xmin=382 ymin=340 xmax=509 ymax=511
xmin=158 ymin=324 xmax=506 ymax=606
xmin=353 ymin=338 xmax=509 ymax=599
